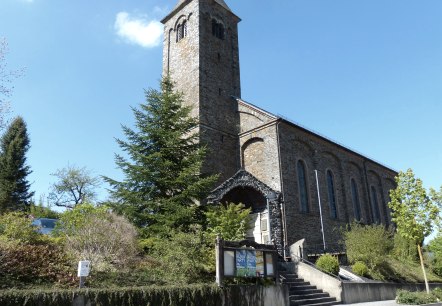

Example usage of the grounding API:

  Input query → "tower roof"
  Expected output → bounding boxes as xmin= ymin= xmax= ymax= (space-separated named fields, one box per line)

xmin=163 ymin=0 xmax=236 ymax=23
xmin=174 ymin=0 xmax=233 ymax=13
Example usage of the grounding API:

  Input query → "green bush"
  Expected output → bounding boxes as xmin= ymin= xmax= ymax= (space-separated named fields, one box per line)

xmin=29 ymin=201 xmax=60 ymax=219
xmin=316 ymin=254 xmax=340 ymax=275
xmin=0 ymin=212 xmax=43 ymax=244
xmin=342 ymin=222 xmax=393 ymax=274
xmin=204 ymin=203 xmax=251 ymax=241
xmin=0 ymin=285 xmax=223 ymax=306
xmin=396 ymin=289 xmax=437 ymax=305
xmin=352 ymin=261 xmax=368 ymax=277
xmin=0 ymin=240 xmax=75 ymax=288
xmin=150 ymin=226 xmax=212 ymax=284
xmin=431 ymin=259 xmax=442 ymax=277
xmin=57 ymin=204 xmax=139 ymax=272
xmin=393 ymin=234 xmax=418 ymax=262
xmin=432 ymin=287 xmax=442 ymax=300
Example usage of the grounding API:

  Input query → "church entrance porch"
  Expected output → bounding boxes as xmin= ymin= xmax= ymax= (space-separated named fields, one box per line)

xmin=207 ymin=170 xmax=284 ymax=255
xmin=221 ymin=186 xmax=270 ymax=244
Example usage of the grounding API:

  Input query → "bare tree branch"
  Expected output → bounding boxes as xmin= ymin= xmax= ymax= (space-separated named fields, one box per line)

xmin=48 ymin=165 xmax=101 ymax=209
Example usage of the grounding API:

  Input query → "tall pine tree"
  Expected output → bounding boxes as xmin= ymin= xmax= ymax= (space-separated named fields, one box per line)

xmin=104 ymin=78 xmax=217 ymax=238
xmin=0 ymin=116 xmax=34 ymax=213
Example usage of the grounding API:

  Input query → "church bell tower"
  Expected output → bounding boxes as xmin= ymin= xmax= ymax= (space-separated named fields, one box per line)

xmin=161 ymin=0 xmax=241 ymax=181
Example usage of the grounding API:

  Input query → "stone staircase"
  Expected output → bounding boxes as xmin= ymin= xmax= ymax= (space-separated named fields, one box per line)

xmin=280 ymin=271 xmax=341 ymax=306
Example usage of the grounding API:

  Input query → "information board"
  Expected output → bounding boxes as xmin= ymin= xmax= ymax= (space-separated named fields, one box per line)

xmin=77 ymin=261 xmax=91 ymax=277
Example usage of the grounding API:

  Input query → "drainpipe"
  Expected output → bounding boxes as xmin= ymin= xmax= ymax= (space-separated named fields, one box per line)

xmin=266 ymin=199 xmax=271 ymax=244
xmin=315 ymin=170 xmax=326 ymax=252
xmin=276 ymin=119 xmax=289 ymax=259
xmin=363 ymin=159 xmax=373 ymax=224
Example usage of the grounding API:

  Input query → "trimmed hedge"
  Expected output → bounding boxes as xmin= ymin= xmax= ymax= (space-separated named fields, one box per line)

xmin=0 ymin=285 xmax=229 ymax=306
xmin=396 ymin=289 xmax=438 ymax=305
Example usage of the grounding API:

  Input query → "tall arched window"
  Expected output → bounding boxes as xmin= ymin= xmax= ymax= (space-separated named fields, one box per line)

xmin=176 ymin=20 xmax=187 ymax=42
xmin=182 ymin=20 xmax=187 ymax=37
xmin=327 ymin=170 xmax=338 ymax=219
xmin=370 ymin=186 xmax=381 ymax=224
xmin=351 ymin=179 xmax=361 ymax=221
xmin=212 ymin=19 xmax=225 ymax=40
xmin=297 ymin=160 xmax=309 ymax=213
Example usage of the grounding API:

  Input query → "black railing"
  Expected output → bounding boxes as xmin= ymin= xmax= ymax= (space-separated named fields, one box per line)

xmin=304 ymin=243 xmax=346 ymax=257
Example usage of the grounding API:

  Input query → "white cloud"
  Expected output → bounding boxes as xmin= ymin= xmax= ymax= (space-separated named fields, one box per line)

xmin=114 ymin=12 xmax=163 ymax=48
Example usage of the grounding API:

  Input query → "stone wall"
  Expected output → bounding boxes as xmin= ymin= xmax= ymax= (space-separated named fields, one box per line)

xmin=278 ymin=120 xmax=397 ymax=248
xmin=238 ymin=101 xmax=281 ymax=192
xmin=162 ymin=0 xmax=241 ymax=183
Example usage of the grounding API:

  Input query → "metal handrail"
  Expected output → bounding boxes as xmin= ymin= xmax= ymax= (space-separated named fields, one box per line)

xmin=304 ymin=243 xmax=346 ymax=256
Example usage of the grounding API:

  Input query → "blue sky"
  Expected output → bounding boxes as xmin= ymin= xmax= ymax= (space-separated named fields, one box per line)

xmin=0 ymin=0 xmax=441 ymax=205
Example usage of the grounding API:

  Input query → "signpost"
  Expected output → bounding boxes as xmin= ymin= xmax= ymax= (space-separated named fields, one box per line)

xmin=77 ymin=261 xmax=91 ymax=289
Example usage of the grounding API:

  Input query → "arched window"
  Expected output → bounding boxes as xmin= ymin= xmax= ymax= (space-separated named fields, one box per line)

xmin=370 ymin=186 xmax=381 ymax=224
xmin=176 ymin=20 xmax=187 ymax=42
xmin=327 ymin=170 xmax=338 ymax=219
xmin=351 ymin=179 xmax=361 ymax=221
xmin=212 ymin=19 xmax=225 ymax=40
xmin=297 ymin=160 xmax=309 ymax=213
xmin=183 ymin=20 xmax=187 ymax=37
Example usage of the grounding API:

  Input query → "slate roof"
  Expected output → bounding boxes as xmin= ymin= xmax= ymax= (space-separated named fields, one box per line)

xmin=174 ymin=0 xmax=233 ymax=13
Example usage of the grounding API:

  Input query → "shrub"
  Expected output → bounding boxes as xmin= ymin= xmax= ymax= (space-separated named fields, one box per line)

xmin=29 ymin=201 xmax=60 ymax=219
xmin=0 ymin=240 xmax=75 ymax=287
xmin=58 ymin=204 xmax=139 ymax=272
xmin=431 ymin=259 xmax=442 ymax=277
xmin=0 ymin=285 xmax=223 ymax=306
xmin=150 ymin=226 xmax=212 ymax=284
xmin=396 ymin=289 xmax=437 ymax=305
xmin=0 ymin=212 xmax=43 ymax=244
xmin=393 ymin=234 xmax=418 ymax=262
xmin=342 ymin=222 xmax=393 ymax=273
xmin=316 ymin=254 xmax=340 ymax=275
xmin=432 ymin=287 xmax=442 ymax=300
xmin=204 ymin=203 xmax=251 ymax=241
xmin=352 ymin=261 xmax=368 ymax=277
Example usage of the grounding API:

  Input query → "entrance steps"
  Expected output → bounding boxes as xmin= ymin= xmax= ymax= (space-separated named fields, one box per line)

xmin=280 ymin=272 xmax=341 ymax=306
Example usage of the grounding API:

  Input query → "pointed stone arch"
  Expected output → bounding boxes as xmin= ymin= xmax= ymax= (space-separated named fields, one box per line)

xmin=207 ymin=169 xmax=284 ymax=255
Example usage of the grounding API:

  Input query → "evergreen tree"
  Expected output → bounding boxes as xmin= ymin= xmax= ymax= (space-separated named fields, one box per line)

xmin=0 ymin=117 xmax=34 ymax=213
xmin=104 ymin=78 xmax=217 ymax=238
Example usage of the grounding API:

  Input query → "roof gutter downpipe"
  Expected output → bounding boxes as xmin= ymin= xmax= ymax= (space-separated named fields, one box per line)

xmin=276 ymin=119 xmax=289 ymax=260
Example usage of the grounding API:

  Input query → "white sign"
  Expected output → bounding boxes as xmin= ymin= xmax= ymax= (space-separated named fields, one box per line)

xmin=77 ymin=261 xmax=91 ymax=277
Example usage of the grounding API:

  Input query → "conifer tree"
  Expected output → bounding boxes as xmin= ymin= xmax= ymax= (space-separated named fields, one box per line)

xmin=0 ymin=117 xmax=34 ymax=213
xmin=104 ymin=78 xmax=217 ymax=238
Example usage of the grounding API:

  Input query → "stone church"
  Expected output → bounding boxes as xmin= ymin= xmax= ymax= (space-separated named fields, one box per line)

xmin=161 ymin=0 xmax=397 ymax=257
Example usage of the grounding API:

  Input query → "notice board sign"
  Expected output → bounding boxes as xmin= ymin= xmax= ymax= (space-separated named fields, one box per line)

xmin=215 ymin=238 xmax=279 ymax=286
xmin=77 ymin=261 xmax=91 ymax=277
xmin=235 ymin=250 xmax=257 ymax=277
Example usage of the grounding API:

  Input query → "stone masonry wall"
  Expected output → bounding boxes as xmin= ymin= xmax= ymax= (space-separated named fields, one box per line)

xmin=278 ymin=121 xmax=397 ymax=249
xmin=162 ymin=0 xmax=241 ymax=182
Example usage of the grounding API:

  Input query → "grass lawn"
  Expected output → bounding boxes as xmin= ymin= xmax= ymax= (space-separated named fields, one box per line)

xmin=366 ymin=256 xmax=442 ymax=283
